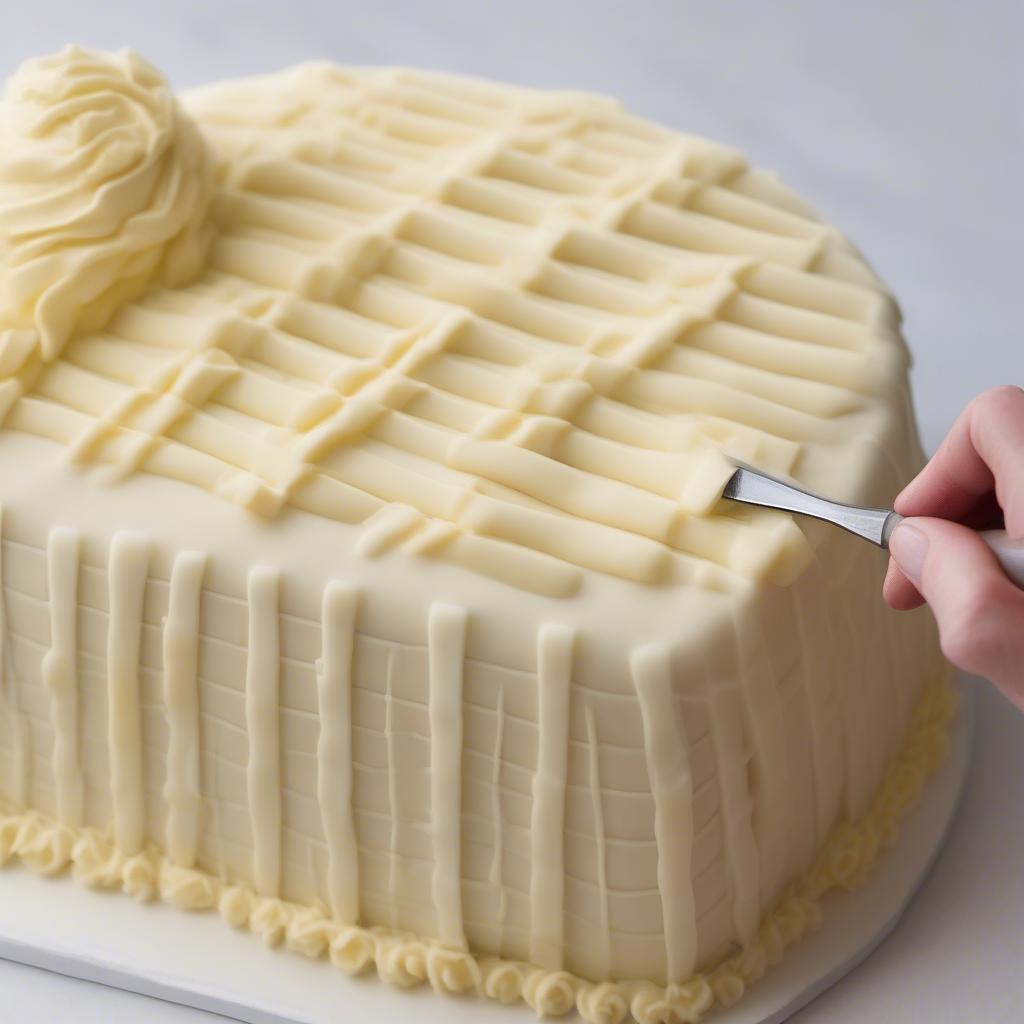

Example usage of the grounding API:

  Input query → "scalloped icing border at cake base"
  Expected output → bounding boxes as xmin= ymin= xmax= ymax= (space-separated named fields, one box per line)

xmin=0 ymin=671 xmax=956 ymax=1024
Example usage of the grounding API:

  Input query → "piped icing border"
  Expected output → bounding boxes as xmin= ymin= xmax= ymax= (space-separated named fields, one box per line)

xmin=0 ymin=672 xmax=955 ymax=1024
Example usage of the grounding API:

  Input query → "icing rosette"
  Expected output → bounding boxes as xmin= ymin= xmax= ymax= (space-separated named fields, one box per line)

xmin=576 ymin=982 xmax=630 ymax=1024
xmin=481 ymin=958 xmax=526 ymax=1004
xmin=121 ymin=849 xmax=161 ymax=901
xmin=376 ymin=935 xmax=429 ymax=988
xmin=329 ymin=926 xmax=376 ymax=974
xmin=218 ymin=884 xmax=256 ymax=928
xmin=523 ymin=969 xmax=578 ymax=1016
xmin=425 ymin=946 xmax=483 ymax=996
xmin=8 ymin=811 xmax=74 ymax=875
xmin=70 ymin=826 xmax=125 ymax=889
xmin=0 ymin=46 xmax=213 ymax=375
xmin=159 ymin=863 xmax=220 ymax=911
xmin=249 ymin=895 xmax=291 ymax=947
xmin=285 ymin=906 xmax=336 ymax=960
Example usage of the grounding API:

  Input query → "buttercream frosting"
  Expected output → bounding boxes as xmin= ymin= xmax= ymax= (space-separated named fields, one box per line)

xmin=0 ymin=50 xmax=915 ymax=600
xmin=0 ymin=47 xmax=949 ymax=1024
xmin=0 ymin=673 xmax=954 ymax=1022
xmin=0 ymin=47 xmax=213 ymax=374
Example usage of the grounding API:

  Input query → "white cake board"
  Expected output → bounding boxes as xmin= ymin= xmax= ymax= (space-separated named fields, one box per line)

xmin=0 ymin=678 xmax=974 ymax=1024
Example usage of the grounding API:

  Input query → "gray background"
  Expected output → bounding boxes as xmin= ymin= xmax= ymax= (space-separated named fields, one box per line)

xmin=0 ymin=2 xmax=1022 ymax=1020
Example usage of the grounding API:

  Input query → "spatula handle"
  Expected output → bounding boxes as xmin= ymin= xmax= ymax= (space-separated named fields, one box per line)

xmin=980 ymin=530 xmax=1024 ymax=589
xmin=886 ymin=518 xmax=1024 ymax=588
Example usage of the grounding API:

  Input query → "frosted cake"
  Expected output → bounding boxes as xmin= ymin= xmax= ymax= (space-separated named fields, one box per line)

xmin=0 ymin=47 xmax=951 ymax=1023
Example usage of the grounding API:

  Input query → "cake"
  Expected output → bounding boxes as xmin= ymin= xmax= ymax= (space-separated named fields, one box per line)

xmin=0 ymin=47 xmax=952 ymax=1022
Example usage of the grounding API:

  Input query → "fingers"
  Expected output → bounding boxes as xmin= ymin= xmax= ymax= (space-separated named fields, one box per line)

xmin=882 ymin=555 xmax=924 ymax=610
xmin=895 ymin=386 xmax=1024 ymax=535
xmin=889 ymin=517 xmax=1024 ymax=704
xmin=884 ymin=386 xmax=1024 ymax=697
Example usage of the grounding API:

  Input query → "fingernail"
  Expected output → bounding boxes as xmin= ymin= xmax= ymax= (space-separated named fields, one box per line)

xmin=889 ymin=523 xmax=929 ymax=586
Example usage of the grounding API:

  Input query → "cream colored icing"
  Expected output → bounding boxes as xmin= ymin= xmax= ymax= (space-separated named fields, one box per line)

xmin=0 ymin=48 xmax=914 ymax=599
xmin=107 ymin=531 xmax=150 ymax=856
xmin=42 ymin=526 xmax=83 ymax=827
xmin=0 ymin=673 xmax=954 ymax=1023
xmin=707 ymin=681 xmax=760 ymax=947
xmin=316 ymin=582 xmax=360 ymax=924
xmin=0 ymin=46 xmax=949 ymax=1024
xmin=427 ymin=603 xmax=468 ymax=949
xmin=530 ymin=624 xmax=574 ymax=970
xmin=489 ymin=682 xmax=508 ymax=930
xmin=163 ymin=550 xmax=206 ymax=867
xmin=632 ymin=644 xmax=698 ymax=982
xmin=0 ymin=47 xmax=213 ymax=373
xmin=584 ymin=702 xmax=612 ymax=978
xmin=246 ymin=566 xmax=282 ymax=898
xmin=0 ymin=506 xmax=29 ymax=809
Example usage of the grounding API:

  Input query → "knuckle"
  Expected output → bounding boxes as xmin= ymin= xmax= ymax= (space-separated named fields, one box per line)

xmin=939 ymin=583 xmax=1008 ymax=669
xmin=940 ymin=627 xmax=983 ymax=671
xmin=972 ymin=384 xmax=1024 ymax=418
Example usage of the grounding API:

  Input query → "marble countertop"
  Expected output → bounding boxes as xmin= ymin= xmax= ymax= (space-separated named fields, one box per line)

xmin=1 ymin=1 xmax=1021 ymax=1021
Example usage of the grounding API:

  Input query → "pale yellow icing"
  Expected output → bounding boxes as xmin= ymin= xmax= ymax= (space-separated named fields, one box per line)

xmin=632 ymin=643 xmax=698 ymax=981
xmin=530 ymin=623 xmax=574 ymax=969
xmin=0 ymin=673 xmax=954 ymax=1023
xmin=106 ymin=531 xmax=150 ymax=856
xmin=0 ymin=47 xmax=213 ymax=372
xmin=316 ymin=582 xmax=360 ymax=924
xmin=427 ymin=603 xmax=469 ymax=949
xmin=162 ymin=550 xmax=206 ymax=868
xmin=0 ymin=47 xmax=947 ymax=1024
xmin=0 ymin=49 xmax=917 ymax=598
xmin=41 ymin=526 xmax=82 ymax=827
xmin=0 ymin=506 xmax=29 ymax=809
xmin=245 ymin=566 xmax=282 ymax=898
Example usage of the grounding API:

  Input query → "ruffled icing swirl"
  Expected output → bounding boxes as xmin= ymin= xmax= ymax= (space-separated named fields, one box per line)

xmin=0 ymin=46 xmax=213 ymax=374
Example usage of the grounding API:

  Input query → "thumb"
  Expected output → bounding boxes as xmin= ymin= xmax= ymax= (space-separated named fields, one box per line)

xmin=889 ymin=517 xmax=1024 ymax=702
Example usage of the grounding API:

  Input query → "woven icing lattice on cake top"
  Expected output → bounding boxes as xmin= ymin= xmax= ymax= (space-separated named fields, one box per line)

xmin=1 ymin=53 xmax=903 ymax=596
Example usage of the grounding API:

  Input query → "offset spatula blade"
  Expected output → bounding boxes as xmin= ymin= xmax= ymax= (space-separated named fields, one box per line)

xmin=722 ymin=465 xmax=901 ymax=548
xmin=722 ymin=463 xmax=1024 ymax=587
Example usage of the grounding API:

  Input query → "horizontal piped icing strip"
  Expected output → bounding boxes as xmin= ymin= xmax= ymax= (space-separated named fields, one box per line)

xmin=0 ymin=63 xmax=904 ymax=595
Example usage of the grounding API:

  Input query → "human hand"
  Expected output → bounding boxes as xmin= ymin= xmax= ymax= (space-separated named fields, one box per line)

xmin=883 ymin=386 xmax=1024 ymax=705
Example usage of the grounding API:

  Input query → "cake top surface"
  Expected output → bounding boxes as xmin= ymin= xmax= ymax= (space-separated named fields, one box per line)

xmin=0 ymin=47 xmax=913 ymax=600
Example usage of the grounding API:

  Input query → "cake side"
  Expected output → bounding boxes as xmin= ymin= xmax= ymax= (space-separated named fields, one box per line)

xmin=0 ymin=47 xmax=948 ymax=1024
xmin=0 ymin=428 xmax=948 ymax=1011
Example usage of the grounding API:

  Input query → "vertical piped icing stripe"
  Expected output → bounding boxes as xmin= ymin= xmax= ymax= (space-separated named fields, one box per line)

xmin=384 ymin=647 xmax=400 ymax=928
xmin=246 ymin=567 xmax=282 ymax=898
xmin=706 ymin=683 xmax=759 ymax=946
xmin=163 ymin=550 xmax=207 ymax=868
xmin=490 ymin=683 xmax=508 ymax=937
xmin=428 ymin=602 xmax=468 ymax=949
xmin=732 ymin=620 xmax=792 ymax=908
xmin=529 ymin=623 xmax=574 ymax=970
xmin=0 ymin=505 xmax=29 ymax=809
xmin=835 ymin=582 xmax=874 ymax=819
xmin=585 ymin=703 xmax=612 ymax=978
xmin=107 ymin=531 xmax=151 ymax=855
xmin=790 ymin=577 xmax=845 ymax=846
xmin=43 ymin=527 xmax=83 ymax=827
xmin=317 ymin=581 xmax=360 ymax=924
xmin=632 ymin=643 xmax=698 ymax=984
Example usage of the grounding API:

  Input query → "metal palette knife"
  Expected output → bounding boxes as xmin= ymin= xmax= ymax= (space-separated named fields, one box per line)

xmin=723 ymin=463 xmax=1024 ymax=588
